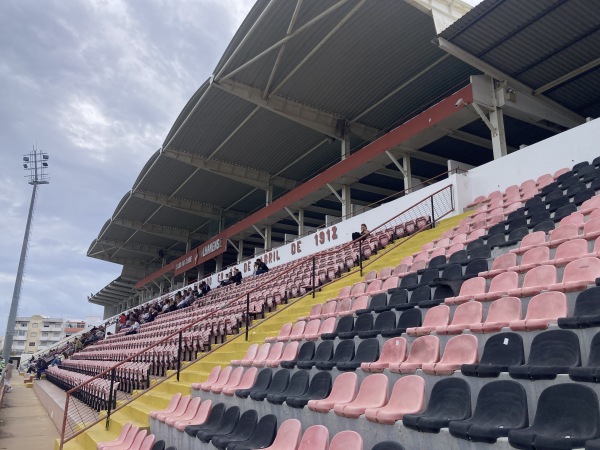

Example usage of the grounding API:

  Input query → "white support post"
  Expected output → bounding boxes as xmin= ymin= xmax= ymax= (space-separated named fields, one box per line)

xmin=341 ymin=137 xmax=351 ymax=218
xmin=403 ymin=154 xmax=413 ymax=193
xmin=215 ymin=253 xmax=223 ymax=272
xmin=265 ymin=226 xmax=272 ymax=250
xmin=490 ymin=107 xmax=508 ymax=159
xmin=237 ymin=240 xmax=244 ymax=263
xmin=298 ymin=208 xmax=305 ymax=236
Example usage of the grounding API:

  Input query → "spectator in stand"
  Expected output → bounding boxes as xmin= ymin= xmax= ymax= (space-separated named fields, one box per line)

xmin=50 ymin=354 xmax=61 ymax=367
xmin=220 ymin=273 xmax=232 ymax=287
xmin=74 ymin=337 xmax=83 ymax=353
xmin=118 ymin=313 xmax=127 ymax=332
xmin=352 ymin=223 xmax=370 ymax=240
xmin=35 ymin=357 xmax=48 ymax=380
xmin=231 ymin=268 xmax=242 ymax=285
xmin=125 ymin=320 xmax=140 ymax=335
xmin=255 ymin=258 xmax=269 ymax=275
xmin=199 ymin=281 xmax=211 ymax=296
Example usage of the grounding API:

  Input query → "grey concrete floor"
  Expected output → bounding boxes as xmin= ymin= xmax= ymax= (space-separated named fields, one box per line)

xmin=0 ymin=370 xmax=58 ymax=450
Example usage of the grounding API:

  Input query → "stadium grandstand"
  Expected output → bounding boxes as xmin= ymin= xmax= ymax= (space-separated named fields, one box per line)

xmin=6 ymin=0 xmax=600 ymax=449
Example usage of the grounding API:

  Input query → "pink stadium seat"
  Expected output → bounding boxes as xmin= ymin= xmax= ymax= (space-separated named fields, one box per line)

xmin=138 ymin=435 xmax=155 ymax=450
xmin=97 ymin=422 xmax=133 ymax=450
xmin=111 ymin=430 xmax=147 ymax=450
xmin=407 ymin=305 xmax=450 ymax=336
xmin=333 ymin=374 xmax=388 ymax=418
xmin=488 ymin=190 xmax=502 ymax=200
xmin=305 ymin=317 xmax=336 ymax=340
xmin=201 ymin=367 xmax=232 ymax=392
xmin=341 ymin=296 xmax=368 ymax=316
xmin=520 ymin=189 xmax=537 ymax=202
xmin=157 ymin=395 xmax=190 ymax=421
xmin=369 ymin=276 xmax=400 ymax=295
xmin=292 ymin=320 xmax=322 ymax=342
xmin=509 ymin=246 xmax=550 ymax=273
xmin=421 ymin=334 xmax=479 ymax=375
xmin=482 ymin=271 xmax=519 ymax=301
xmin=243 ymin=343 xmax=270 ymax=367
xmin=467 ymin=195 xmax=487 ymax=208
xmin=510 ymin=231 xmax=547 ymax=255
xmin=254 ymin=342 xmax=284 ymax=367
xmin=319 ymin=300 xmax=339 ymax=318
xmin=298 ymin=304 xmax=322 ymax=321
xmin=364 ymin=270 xmax=378 ymax=281
xmin=308 ymin=372 xmax=358 ymax=413
xmin=364 ymin=375 xmax=425 ymax=424
xmin=222 ymin=368 xmax=258 ymax=396
xmin=165 ymin=396 xmax=201 ymax=425
xmin=509 ymin=291 xmax=567 ymax=331
xmin=445 ymin=277 xmax=486 ymax=305
xmin=590 ymin=209 xmax=600 ymax=219
xmin=231 ymin=345 xmax=259 ymax=366
xmin=361 ymin=337 xmax=407 ymax=373
xmin=392 ymin=263 xmax=410 ymax=277
xmin=389 ymin=335 xmax=440 ymax=374
xmin=149 ymin=394 xmax=180 ymax=419
xmin=297 ymin=425 xmax=329 ymax=450
xmin=366 ymin=280 xmax=383 ymax=294
xmin=466 ymin=228 xmax=485 ymax=242
xmin=400 ymin=256 xmax=413 ymax=266
xmin=509 ymin=264 xmax=556 ymax=297
xmin=422 ymin=242 xmax=435 ymax=252
xmin=266 ymin=341 xmax=299 ymax=367
xmin=413 ymin=251 xmax=429 ymax=263
xmin=330 ymin=431 xmax=363 ymax=450
xmin=428 ymin=247 xmax=446 ymax=260
xmin=486 ymin=213 xmax=504 ymax=227
xmin=559 ymin=212 xmax=585 ymax=228
xmin=436 ymin=301 xmax=482 ymax=335
xmin=446 ymin=243 xmax=465 ymax=257
xmin=520 ymin=179 xmax=536 ymax=192
xmin=536 ymin=173 xmax=554 ymax=188
xmin=211 ymin=367 xmax=244 ymax=394
xmin=547 ymin=224 xmax=579 ymax=247
xmin=407 ymin=259 xmax=427 ymax=273
xmin=265 ymin=322 xmax=292 ymax=343
xmin=480 ymin=252 xmax=517 ymax=278
xmin=554 ymin=167 xmax=570 ymax=178
xmin=581 ymin=196 xmax=600 ymax=215
xmin=174 ymin=399 xmax=213 ymax=430
xmin=551 ymin=239 xmax=590 ymax=266
xmin=548 ymin=256 xmax=600 ymax=292
xmin=584 ymin=217 xmax=600 ymax=240
xmin=263 ymin=419 xmax=302 ymax=450
xmin=469 ymin=296 xmax=522 ymax=333
xmin=377 ymin=267 xmax=393 ymax=279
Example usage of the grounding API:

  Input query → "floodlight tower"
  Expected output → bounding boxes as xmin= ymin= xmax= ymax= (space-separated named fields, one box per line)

xmin=2 ymin=148 xmax=50 ymax=361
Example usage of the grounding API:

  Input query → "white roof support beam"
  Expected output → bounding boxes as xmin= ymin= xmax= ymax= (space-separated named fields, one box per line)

xmin=435 ymin=126 xmax=518 ymax=153
xmin=353 ymin=183 xmax=398 ymax=197
xmin=163 ymin=147 xmax=297 ymax=191
xmin=284 ymin=207 xmax=301 ymax=226
xmin=213 ymin=78 xmax=380 ymax=141
xmin=94 ymin=239 xmax=180 ymax=259
xmin=110 ymin=218 xmax=202 ymax=243
xmin=305 ymin=205 xmax=342 ymax=216
xmin=406 ymin=0 xmax=472 ymax=34
xmin=327 ymin=183 xmax=344 ymax=203
xmin=385 ymin=150 xmax=407 ymax=177
xmin=132 ymin=191 xmax=244 ymax=220
xmin=437 ymin=37 xmax=585 ymax=129
xmin=534 ymin=56 xmax=600 ymax=96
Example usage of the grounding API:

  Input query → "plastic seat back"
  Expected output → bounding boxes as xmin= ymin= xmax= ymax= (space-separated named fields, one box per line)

xmin=421 ymin=305 xmax=450 ymax=328
xmin=484 ymin=297 xmax=522 ymax=324
xmin=405 ymin=335 xmax=440 ymax=365
xmin=368 ymin=293 xmax=387 ymax=310
xmin=478 ymin=332 xmax=525 ymax=367
xmin=372 ymin=311 xmax=396 ymax=332
xmin=397 ymin=308 xmax=422 ymax=329
xmin=527 ymin=329 xmax=580 ymax=368
xmin=439 ymin=334 xmax=478 ymax=365
xmin=449 ymin=302 xmax=482 ymax=327
xmin=263 ymin=419 xmax=302 ymax=450
xmin=330 ymin=430 xmax=364 ymax=450
xmin=298 ymin=425 xmax=329 ymax=450
xmin=523 ymin=291 xmax=567 ymax=322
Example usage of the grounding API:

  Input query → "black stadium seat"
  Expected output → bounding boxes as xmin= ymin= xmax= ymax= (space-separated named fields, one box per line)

xmin=461 ymin=332 xmax=525 ymax=378
xmin=403 ymin=378 xmax=471 ymax=433
xmin=211 ymin=409 xmax=258 ymax=450
xmin=316 ymin=339 xmax=355 ymax=370
xmin=553 ymin=203 xmax=577 ymax=222
xmin=151 ymin=441 xmax=166 ymax=450
xmin=381 ymin=308 xmax=421 ymax=337
xmin=358 ymin=311 xmax=396 ymax=338
xmin=338 ymin=314 xmax=372 ymax=339
xmin=371 ymin=442 xmax=405 ymax=450
xmin=235 ymin=368 xmax=272 ymax=398
xmin=337 ymin=338 xmax=380 ymax=371
xmin=569 ymin=332 xmax=600 ymax=383
xmin=486 ymin=233 xmax=506 ymax=248
xmin=508 ymin=330 xmax=581 ymax=380
xmin=449 ymin=380 xmax=528 ymax=443
xmin=321 ymin=316 xmax=354 ymax=340
xmin=508 ymin=384 xmax=600 ymax=450
xmin=249 ymin=369 xmax=289 ymax=401
xmin=375 ymin=289 xmax=408 ymax=312
xmin=499 ymin=226 xmax=529 ymax=247
xmin=196 ymin=405 xmax=240 ymax=443
xmin=462 ymin=259 xmax=487 ymax=280
xmin=532 ymin=219 xmax=555 ymax=233
xmin=185 ymin=402 xmax=226 ymax=437
xmin=267 ymin=370 xmax=309 ymax=405
xmin=357 ymin=293 xmax=387 ymax=314
xmin=297 ymin=341 xmax=334 ymax=369
xmin=558 ymin=287 xmax=600 ymax=329
xmin=280 ymin=341 xmax=315 ymax=369
xmin=286 ymin=371 xmax=332 ymax=408
xmin=228 ymin=414 xmax=278 ymax=450
xmin=397 ymin=285 xmax=430 ymax=311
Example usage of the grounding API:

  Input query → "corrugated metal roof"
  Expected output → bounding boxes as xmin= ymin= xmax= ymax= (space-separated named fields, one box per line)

xmin=440 ymin=0 xmax=600 ymax=118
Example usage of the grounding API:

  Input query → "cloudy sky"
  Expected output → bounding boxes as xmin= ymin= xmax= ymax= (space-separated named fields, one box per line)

xmin=0 ymin=0 xmax=483 ymax=337
xmin=0 ymin=0 xmax=255 ymax=335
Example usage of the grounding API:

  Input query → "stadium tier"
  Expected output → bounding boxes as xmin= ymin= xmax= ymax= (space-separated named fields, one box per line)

xmin=8 ymin=1 xmax=600 ymax=450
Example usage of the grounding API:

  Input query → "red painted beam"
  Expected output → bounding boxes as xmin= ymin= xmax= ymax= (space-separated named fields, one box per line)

xmin=135 ymin=84 xmax=473 ymax=289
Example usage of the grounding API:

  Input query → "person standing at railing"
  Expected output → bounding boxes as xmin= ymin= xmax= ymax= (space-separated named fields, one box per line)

xmin=352 ymin=223 xmax=370 ymax=240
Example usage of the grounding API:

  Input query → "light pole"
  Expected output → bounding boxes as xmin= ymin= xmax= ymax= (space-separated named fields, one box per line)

xmin=2 ymin=148 xmax=49 ymax=361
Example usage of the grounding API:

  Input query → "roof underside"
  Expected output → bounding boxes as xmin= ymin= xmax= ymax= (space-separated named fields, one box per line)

xmin=88 ymin=0 xmax=594 ymax=305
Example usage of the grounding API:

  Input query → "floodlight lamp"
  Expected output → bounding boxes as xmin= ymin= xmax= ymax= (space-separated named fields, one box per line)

xmin=23 ymin=164 xmax=28 ymax=169
xmin=42 ymin=154 xmax=49 ymax=160
xmin=42 ymin=162 xmax=48 ymax=167
xmin=23 ymin=157 xmax=29 ymax=162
